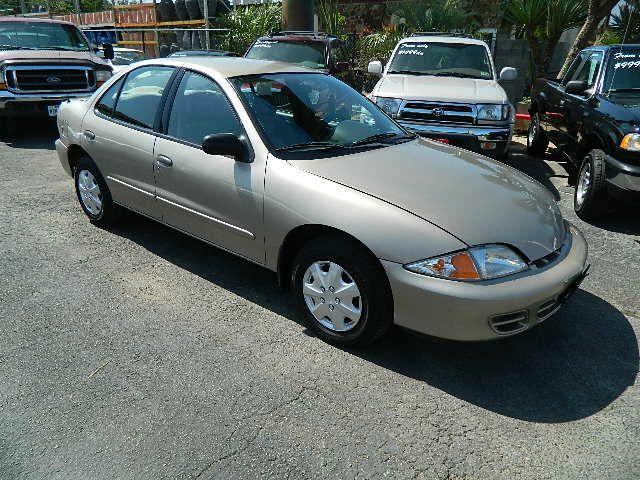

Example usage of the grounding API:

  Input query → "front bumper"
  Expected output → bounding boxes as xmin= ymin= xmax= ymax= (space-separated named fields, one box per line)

xmin=381 ymin=226 xmax=589 ymax=341
xmin=605 ymin=153 xmax=640 ymax=200
xmin=0 ymin=90 xmax=93 ymax=117
xmin=399 ymin=121 xmax=513 ymax=158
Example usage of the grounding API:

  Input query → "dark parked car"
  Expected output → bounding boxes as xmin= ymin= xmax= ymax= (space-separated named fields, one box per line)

xmin=529 ymin=44 xmax=640 ymax=220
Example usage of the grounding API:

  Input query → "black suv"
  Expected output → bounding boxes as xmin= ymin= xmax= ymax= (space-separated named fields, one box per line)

xmin=529 ymin=44 xmax=640 ymax=220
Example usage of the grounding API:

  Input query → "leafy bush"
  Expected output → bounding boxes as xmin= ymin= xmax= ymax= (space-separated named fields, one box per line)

xmin=221 ymin=3 xmax=281 ymax=54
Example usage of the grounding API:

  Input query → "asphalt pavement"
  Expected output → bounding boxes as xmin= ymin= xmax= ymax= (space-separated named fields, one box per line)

xmin=1 ymin=121 xmax=638 ymax=479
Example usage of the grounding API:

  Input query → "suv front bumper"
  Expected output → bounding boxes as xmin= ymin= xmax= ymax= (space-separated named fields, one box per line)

xmin=0 ymin=90 xmax=92 ymax=117
xmin=399 ymin=121 xmax=513 ymax=158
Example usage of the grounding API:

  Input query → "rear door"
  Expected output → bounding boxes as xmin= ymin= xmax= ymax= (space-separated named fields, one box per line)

xmin=153 ymin=70 xmax=265 ymax=263
xmin=81 ymin=65 xmax=176 ymax=219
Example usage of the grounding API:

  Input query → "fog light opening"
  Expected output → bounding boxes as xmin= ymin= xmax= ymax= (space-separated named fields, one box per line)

xmin=481 ymin=142 xmax=497 ymax=150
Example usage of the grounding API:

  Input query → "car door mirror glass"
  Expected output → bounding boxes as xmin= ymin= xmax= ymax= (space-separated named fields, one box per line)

xmin=499 ymin=67 xmax=518 ymax=81
xmin=368 ymin=60 xmax=383 ymax=76
xmin=565 ymin=80 xmax=588 ymax=96
xmin=202 ymin=134 xmax=251 ymax=163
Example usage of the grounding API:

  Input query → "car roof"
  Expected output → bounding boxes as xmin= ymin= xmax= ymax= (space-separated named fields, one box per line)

xmin=135 ymin=57 xmax=317 ymax=77
xmin=399 ymin=35 xmax=488 ymax=46
xmin=255 ymin=31 xmax=336 ymax=44
xmin=0 ymin=16 xmax=75 ymax=26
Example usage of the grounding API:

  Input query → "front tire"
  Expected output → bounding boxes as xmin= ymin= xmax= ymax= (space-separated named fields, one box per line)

xmin=527 ymin=112 xmax=549 ymax=157
xmin=74 ymin=155 xmax=119 ymax=227
xmin=574 ymin=149 xmax=608 ymax=221
xmin=292 ymin=235 xmax=393 ymax=347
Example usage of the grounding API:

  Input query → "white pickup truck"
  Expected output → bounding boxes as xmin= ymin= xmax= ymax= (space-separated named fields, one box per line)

xmin=368 ymin=34 xmax=517 ymax=159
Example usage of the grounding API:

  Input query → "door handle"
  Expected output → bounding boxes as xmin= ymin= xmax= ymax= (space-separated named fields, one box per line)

xmin=84 ymin=130 xmax=96 ymax=142
xmin=156 ymin=155 xmax=173 ymax=167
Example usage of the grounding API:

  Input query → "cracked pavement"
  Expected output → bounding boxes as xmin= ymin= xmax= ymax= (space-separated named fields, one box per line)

xmin=0 ymin=124 xmax=639 ymax=479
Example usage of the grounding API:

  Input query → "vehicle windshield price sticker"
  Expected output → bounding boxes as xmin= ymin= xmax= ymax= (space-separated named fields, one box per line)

xmin=613 ymin=52 xmax=640 ymax=69
xmin=254 ymin=40 xmax=279 ymax=48
xmin=397 ymin=43 xmax=429 ymax=56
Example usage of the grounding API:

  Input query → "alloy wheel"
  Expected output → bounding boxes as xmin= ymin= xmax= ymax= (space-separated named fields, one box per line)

xmin=302 ymin=261 xmax=362 ymax=332
xmin=576 ymin=162 xmax=592 ymax=208
xmin=528 ymin=114 xmax=538 ymax=145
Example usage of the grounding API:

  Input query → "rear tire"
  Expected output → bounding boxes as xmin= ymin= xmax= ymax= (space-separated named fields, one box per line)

xmin=291 ymin=235 xmax=393 ymax=347
xmin=527 ymin=112 xmax=549 ymax=157
xmin=74 ymin=155 xmax=119 ymax=227
xmin=574 ymin=149 xmax=608 ymax=221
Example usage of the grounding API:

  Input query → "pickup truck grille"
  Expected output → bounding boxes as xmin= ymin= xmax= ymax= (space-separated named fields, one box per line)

xmin=399 ymin=101 xmax=476 ymax=125
xmin=5 ymin=66 xmax=95 ymax=93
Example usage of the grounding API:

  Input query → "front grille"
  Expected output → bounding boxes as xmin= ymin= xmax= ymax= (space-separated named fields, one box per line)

xmin=6 ymin=66 xmax=94 ymax=93
xmin=399 ymin=101 xmax=476 ymax=124
xmin=489 ymin=310 xmax=529 ymax=335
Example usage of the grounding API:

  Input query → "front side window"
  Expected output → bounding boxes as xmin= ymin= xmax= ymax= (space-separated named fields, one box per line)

xmin=95 ymin=77 xmax=124 ymax=116
xmin=113 ymin=66 xmax=174 ymax=129
xmin=562 ymin=52 xmax=588 ymax=85
xmin=232 ymin=73 xmax=410 ymax=154
xmin=603 ymin=48 xmax=640 ymax=93
xmin=388 ymin=42 xmax=493 ymax=80
xmin=245 ymin=40 xmax=327 ymax=69
xmin=167 ymin=71 xmax=242 ymax=145
xmin=0 ymin=21 xmax=89 ymax=51
xmin=571 ymin=52 xmax=603 ymax=89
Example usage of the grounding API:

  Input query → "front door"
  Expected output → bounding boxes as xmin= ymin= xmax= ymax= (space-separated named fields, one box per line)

xmin=154 ymin=70 xmax=265 ymax=263
xmin=81 ymin=65 xmax=176 ymax=219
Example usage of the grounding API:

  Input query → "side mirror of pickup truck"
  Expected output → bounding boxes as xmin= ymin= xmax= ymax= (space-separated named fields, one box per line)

xmin=499 ymin=67 xmax=518 ymax=81
xmin=333 ymin=62 xmax=349 ymax=73
xmin=368 ymin=60 xmax=383 ymax=76
xmin=565 ymin=80 xmax=588 ymax=96
xmin=102 ymin=43 xmax=115 ymax=60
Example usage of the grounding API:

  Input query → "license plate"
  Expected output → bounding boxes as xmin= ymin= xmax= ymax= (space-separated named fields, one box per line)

xmin=47 ymin=105 xmax=59 ymax=117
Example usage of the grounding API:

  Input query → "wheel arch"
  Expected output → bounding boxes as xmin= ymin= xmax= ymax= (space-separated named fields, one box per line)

xmin=276 ymin=224 xmax=388 ymax=292
xmin=67 ymin=144 xmax=90 ymax=175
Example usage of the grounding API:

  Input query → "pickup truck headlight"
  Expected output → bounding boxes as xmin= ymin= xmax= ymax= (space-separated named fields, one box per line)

xmin=405 ymin=244 xmax=527 ymax=281
xmin=372 ymin=97 xmax=402 ymax=118
xmin=95 ymin=69 xmax=112 ymax=82
xmin=620 ymin=133 xmax=640 ymax=152
xmin=477 ymin=104 xmax=512 ymax=123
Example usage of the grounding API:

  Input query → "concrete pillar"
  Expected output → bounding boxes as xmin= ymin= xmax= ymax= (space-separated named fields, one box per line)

xmin=282 ymin=0 xmax=315 ymax=31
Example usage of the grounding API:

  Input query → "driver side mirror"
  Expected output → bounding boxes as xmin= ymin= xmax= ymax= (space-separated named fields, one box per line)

xmin=102 ymin=43 xmax=114 ymax=60
xmin=499 ymin=67 xmax=518 ymax=81
xmin=565 ymin=80 xmax=588 ymax=96
xmin=368 ymin=60 xmax=383 ymax=76
xmin=202 ymin=133 xmax=252 ymax=163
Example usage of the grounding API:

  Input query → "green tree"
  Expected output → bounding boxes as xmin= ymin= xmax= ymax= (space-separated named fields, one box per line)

xmin=609 ymin=0 xmax=640 ymax=43
xmin=221 ymin=3 xmax=281 ymax=54
xmin=505 ymin=0 xmax=586 ymax=78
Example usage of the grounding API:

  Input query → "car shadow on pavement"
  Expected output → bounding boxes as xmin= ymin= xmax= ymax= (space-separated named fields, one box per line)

xmin=109 ymin=211 xmax=638 ymax=425
xmin=0 ymin=118 xmax=58 ymax=150
xmin=356 ymin=290 xmax=638 ymax=423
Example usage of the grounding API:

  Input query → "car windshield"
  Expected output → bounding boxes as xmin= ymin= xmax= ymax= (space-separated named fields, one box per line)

xmin=388 ymin=41 xmax=493 ymax=80
xmin=245 ymin=40 xmax=327 ymax=69
xmin=232 ymin=73 xmax=410 ymax=153
xmin=0 ymin=21 xmax=89 ymax=51
xmin=603 ymin=48 xmax=640 ymax=93
xmin=112 ymin=50 xmax=146 ymax=66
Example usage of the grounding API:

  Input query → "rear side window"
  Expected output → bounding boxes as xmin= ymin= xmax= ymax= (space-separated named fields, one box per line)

xmin=167 ymin=71 xmax=242 ymax=146
xmin=113 ymin=66 xmax=174 ymax=129
xmin=95 ymin=77 xmax=124 ymax=116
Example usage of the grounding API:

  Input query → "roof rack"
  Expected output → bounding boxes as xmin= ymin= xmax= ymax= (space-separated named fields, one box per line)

xmin=269 ymin=30 xmax=337 ymax=39
xmin=409 ymin=32 xmax=471 ymax=38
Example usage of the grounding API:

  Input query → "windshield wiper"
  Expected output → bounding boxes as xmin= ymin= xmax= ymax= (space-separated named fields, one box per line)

xmin=388 ymin=70 xmax=427 ymax=75
xmin=432 ymin=72 xmax=486 ymax=79
xmin=39 ymin=46 xmax=85 ymax=51
xmin=607 ymin=88 xmax=640 ymax=93
xmin=276 ymin=141 xmax=343 ymax=153
xmin=350 ymin=132 xmax=409 ymax=147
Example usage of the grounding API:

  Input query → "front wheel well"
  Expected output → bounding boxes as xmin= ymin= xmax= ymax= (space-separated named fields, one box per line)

xmin=67 ymin=144 xmax=90 ymax=175
xmin=578 ymin=134 xmax=605 ymax=162
xmin=277 ymin=224 xmax=383 ymax=291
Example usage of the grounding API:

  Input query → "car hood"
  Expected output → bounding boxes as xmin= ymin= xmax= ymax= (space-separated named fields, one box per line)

xmin=600 ymin=94 xmax=640 ymax=124
xmin=374 ymin=74 xmax=509 ymax=104
xmin=0 ymin=49 xmax=108 ymax=66
xmin=288 ymin=139 xmax=566 ymax=262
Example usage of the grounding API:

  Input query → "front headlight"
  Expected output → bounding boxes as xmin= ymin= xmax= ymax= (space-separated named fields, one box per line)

xmin=620 ymin=133 xmax=640 ymax=152
xmin=372 ymin=97 xmax=402 ymax=118
xmin=477 ymin=104 xmax=512 ymax=123
xmin=405 ymin=244 xmax=527 ymax=281
xmin=95 ymin=69 xmax=112 ymax=82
